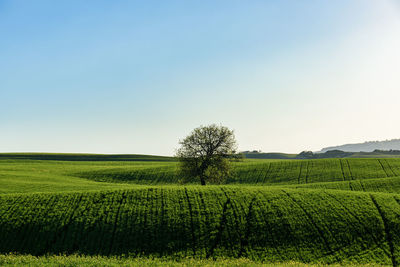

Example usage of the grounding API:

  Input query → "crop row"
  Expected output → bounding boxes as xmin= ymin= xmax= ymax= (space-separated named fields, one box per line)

xmin=230 ymin=159 xmax=400 ymax=184
xmin=1 ymin=187 xmax=400 ymax=264
xmin=293 ymin=176 xmax=400 ymax=194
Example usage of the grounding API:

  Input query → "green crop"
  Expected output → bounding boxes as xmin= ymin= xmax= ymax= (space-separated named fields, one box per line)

xmin=76 ymin=158 xmax=400 ymax=185
xmin=292 ymin=176 xmax=400 ymax=193
xmin=2 ymin=157 xmax=400 ymax=194
xmin=0 ymin=187 xmax=399 ymax=265
xmin=1 ymin=154 xmax=400 ymax=265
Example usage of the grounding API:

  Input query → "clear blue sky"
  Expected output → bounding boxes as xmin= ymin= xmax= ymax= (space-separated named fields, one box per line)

xmin=1 ymin=0 xmax=400 ymax=155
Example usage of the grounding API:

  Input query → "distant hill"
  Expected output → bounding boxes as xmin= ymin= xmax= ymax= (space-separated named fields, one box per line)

xmin=242 ymin=149 xmax=400 ymax=159
xmin=296 ymin=149 xmax=400 ymax=159
xmin=241 ymin=151 xmax=297 ymax=159
xmin=0 ymin=153 xmax=175 ymax=162
xmin=319 ymin=139 xmax=400 ymax=153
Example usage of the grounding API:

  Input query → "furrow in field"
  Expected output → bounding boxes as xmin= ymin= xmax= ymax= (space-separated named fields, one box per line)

xmin=238 ymin=197 xmax=256 ymax=257
xmin=206 ymin=197 xmax=231 ymax=258
xmin=220 ymin=188 xmax=242 ymax=256
xmin=339 ymin=159 xmax=346 ymax=181
xmin=252 ymin=191 xmax=285 ymax=262
xmin=346 ymin=160 xmax=354 ymax=180
xmin=108 ymin=191 xmax=127 ymax=255
xmin=260 ymin=162 xmax=272 ymax=184
xmin=281 ymin=190 xmax=334 ymax=257
xmin=378 ymin=159 xmax=391 ymax=178
xmin=297 ymin=162 xmax=303 ymax=184
xmin=370 ymin=194 xmax=398 ymax=267
xmin=49 ymin=194 xmax=83 ymax=252
xmin=385 ymin=159 xmax=398 ymax=177
xmin=324 ymin=191 xmax=391 ymax=260
xmin=184 ymin=188 xmax=197 ymax=256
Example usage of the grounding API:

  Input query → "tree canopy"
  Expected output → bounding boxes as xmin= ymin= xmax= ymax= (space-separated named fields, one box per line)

xmin=176 ymin=124 xmax=237 ymax=185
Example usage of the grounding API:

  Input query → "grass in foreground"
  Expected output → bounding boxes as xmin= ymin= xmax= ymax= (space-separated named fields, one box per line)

xmin=0 ymin=254 xmax=387 ymax=267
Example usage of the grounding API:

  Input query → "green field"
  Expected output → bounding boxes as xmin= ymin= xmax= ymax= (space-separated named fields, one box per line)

xmin=0 ymin=254 xmax=384 ymax=267
xmin=3 ymin=154 xmax=400 ymax=193
xmin=1 ymin=153 xmax=400 ymax=266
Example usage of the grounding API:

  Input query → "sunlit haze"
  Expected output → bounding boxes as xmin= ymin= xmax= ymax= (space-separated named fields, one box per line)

xmin=1 ymin=0 xmax=400 ymax=155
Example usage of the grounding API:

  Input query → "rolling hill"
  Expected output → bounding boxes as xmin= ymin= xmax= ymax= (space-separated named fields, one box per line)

xmin=1 ymin=187 xmax=399 ymax=265
xmin=1 ymin=153 xmax=400 ymax=265
xmin=319 ymin=139 xmax=400 ymax=153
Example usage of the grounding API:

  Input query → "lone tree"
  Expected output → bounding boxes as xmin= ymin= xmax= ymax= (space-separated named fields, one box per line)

xmin=176 ymin=124 xmax=238 ymax=185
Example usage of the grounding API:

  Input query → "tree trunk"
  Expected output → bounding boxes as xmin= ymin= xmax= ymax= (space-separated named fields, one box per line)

xmin=200 ymin=176 xmax=206 ymax=186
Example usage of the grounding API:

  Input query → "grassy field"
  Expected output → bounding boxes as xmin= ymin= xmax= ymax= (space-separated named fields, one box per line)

xmin=0 ymin=254 xmax=387 ymax=267
xmin=292 ymin=176 xmax=400 ymax=193
xmin=75 ymin=158 xmax=400 ymax=185
xmin=1 ymin=153 xmax=400 ymax=266
xmin=2 ymin=155 xmax=400 ymax=194
xmin=1 ymin=187 xmax=400 ymax=265
xmin=0 ymin=158 xmax=166 ymax=194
